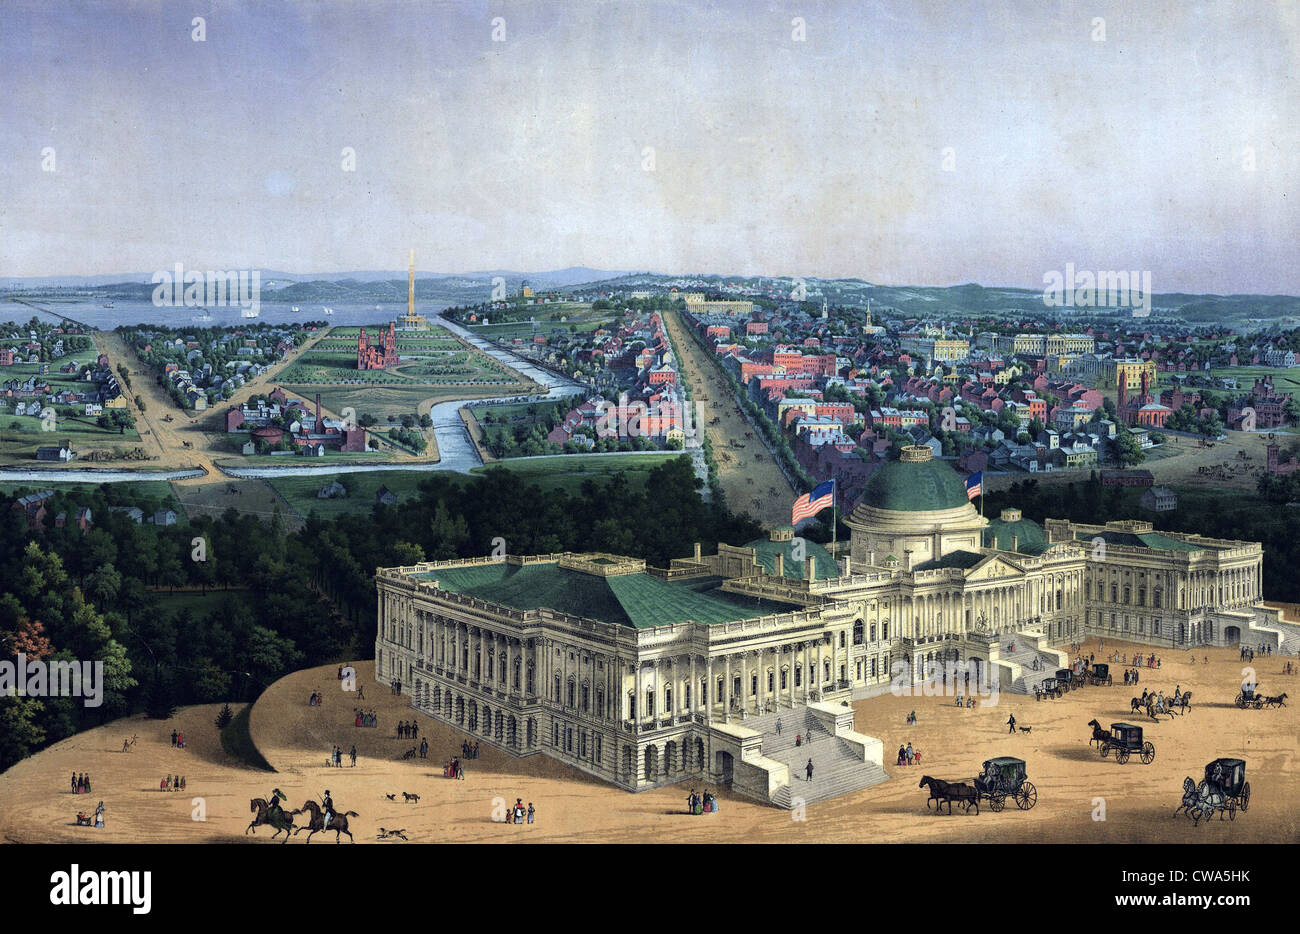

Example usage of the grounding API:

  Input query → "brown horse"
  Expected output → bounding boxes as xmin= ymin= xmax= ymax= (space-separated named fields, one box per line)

xmin=246 ymin=798 xmax=295 ymax=842
xmin=918 ymin=776 xmax=979 ymax=815
xmin=291 ymin=800 xmax=358 ymax=843
xmin=1087 ymin=719 xmax=1109 ymax=747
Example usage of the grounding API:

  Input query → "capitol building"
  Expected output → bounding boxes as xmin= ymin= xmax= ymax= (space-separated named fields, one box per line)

xmin=373 ymin=446 xmax=1283 ymax=807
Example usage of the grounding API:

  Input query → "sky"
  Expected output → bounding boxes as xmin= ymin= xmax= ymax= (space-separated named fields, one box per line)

xmin=0 ymin=0 xmax=1297 ymax=292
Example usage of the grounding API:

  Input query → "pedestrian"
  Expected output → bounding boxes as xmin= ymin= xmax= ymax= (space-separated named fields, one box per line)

xmin=1007 ymin=713 xmax=1017 ymax=733
xmin=350 ymin=745 xmax=357 ymax=767
xmin=171 ymin=729 xmax=177 ymax=747
xmin=527 ymin=802 xmax=535 ymax=824
xmin=71 ymin=772 xmax=77 ymax=793
xmin=776 ymin=718 xmax=782 ymax=735
xmin=906 ymin=742 xmax=914 ymax=765
xmin=94 ymin=801 xmax=104 ymax=829
xmin=805 ymin=758 xmax=814 ymax=782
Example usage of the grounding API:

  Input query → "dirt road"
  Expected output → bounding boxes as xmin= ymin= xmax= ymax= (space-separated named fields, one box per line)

xmin=663 ymin=310 xmax=796 ymax=527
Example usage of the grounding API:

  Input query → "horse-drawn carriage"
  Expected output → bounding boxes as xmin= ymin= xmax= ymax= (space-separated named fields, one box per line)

xmin=1035 ymin=676 xmax=1064 ymax=701
xmin=919 ymin=756 xmax=1037 ymax=815
xmin=1176 ymin=758 xmax=1250 ymax=825
xmin=1097 ymin=722 xmax=1155 ymax=764
xmin=1085 ymin=663 xmax=1113 ymax=687
xmin=974 ymin=756 xmax=1037 ymax=811
xmin=1054 ymin=668 xmax=1075 ymax=693
xmin=1236 ymin=684 xmax=1266 ymax=709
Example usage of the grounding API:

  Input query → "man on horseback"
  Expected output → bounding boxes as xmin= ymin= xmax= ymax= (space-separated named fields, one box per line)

xmin=321 ymin=789 xmax=334 ymax=831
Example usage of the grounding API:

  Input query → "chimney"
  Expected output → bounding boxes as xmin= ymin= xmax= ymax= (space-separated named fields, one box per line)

xmin=902 ymin=549 xmax=912 ymax=572
xmin=693 ymin=541 xmax=701 ymax=562
xmin=315 ymin=393 xmax=322 ymax=429
xmin=841 ymin=554 xmax=852 ymax=577
xmin=774 ymin=552 xmax=784 ymax=578
xmin=1012 ymin=534 xmax=1019 ymax=553
xmin=868 ymin=549 xmax=876 ymax=567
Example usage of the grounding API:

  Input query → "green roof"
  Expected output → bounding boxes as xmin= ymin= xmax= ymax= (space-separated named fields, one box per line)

xmin=860 ymin=457 xmax=971 ymax=512
xmin=744 ymin=537 xmax=839 ymax=580
xmin=912 ymin=549 xmax=987 ymax=572
xmin=1074 ymin=530 xmax=1206 ymax=552
xmin=422 ymin=562 xmax=791 ymax=629
xmin=986 ymin=516 xmax=1049 ymax=555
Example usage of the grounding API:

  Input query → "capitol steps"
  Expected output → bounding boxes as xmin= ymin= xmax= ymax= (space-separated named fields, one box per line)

xmin=769 ymin=738 xmax=889 ymax=809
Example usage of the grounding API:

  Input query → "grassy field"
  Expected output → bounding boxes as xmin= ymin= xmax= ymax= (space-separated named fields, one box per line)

xmin=0 ymin=478 xmax=179 ymax=509
xmin=290 ymin=383 xmax=532 ymax=424
xmin=1206 ymin=365 xmax=1300 ymax=394
xmin=265 ymin=470 xmax=437 ymax=519
xmin=462 ymin=304 xmax=614 ymax=340
xmin=468 ymin=452 xmax=683 ymax=495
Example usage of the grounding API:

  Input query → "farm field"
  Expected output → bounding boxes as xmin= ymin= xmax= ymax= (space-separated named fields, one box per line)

xmin=2 ymin=641 xmax=1296 ymax=845
xmin=1205 ymin=366 xmax=1300 ymax=395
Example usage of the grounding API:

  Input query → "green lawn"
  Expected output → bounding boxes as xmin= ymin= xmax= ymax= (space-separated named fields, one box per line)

xmin=1206 ymin=366 xmax=1300 ymax=395
xmin=266 ymin=471 xmax=438 ymax=519
xmin=0 ymin=478 xmax=179 ymax=509
xmin=469 ymin=452 xmax=684 ymax=495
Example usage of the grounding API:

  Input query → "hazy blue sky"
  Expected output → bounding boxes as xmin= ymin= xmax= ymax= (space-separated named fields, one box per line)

xmin=1 ymin=0 xmax=1296 ymax=291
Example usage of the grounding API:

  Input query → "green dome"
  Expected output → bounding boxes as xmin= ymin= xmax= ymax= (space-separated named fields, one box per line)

xmin=986 ymin=515 xmax=1047 ymax=554
xmin=859 ymin=453 xmax=971 ymax=512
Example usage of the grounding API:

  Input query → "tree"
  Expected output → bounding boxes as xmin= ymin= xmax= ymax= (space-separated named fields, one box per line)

xmin=214 ymin=703 xmax=234 ymax=730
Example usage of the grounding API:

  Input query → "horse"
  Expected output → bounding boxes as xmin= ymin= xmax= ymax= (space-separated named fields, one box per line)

xmin=246 ymin=798 xmax=295 ymax=842
xmin=1173 ymin=776 xmax=1202 ymax=822
xmin=1264 ymin=693 xmax=1288 ymax=708
xmin=918 ymin=776 xmax=979 ymax=815
xmin=291 ymin=800 xmax=358 ymax=843
xmin=1130 ymin=697 xmax=1145 ymax=714
xmin=1087 ymin=719 xmax=1109 ymax=747
xmin=1168 ymin=692 xmax=1193 ymax=715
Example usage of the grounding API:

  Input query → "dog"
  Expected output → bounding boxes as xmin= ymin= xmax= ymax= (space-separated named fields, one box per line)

xmin=402 ymin=792 xmax=420 ymax=804
xmin=376 ymin=827 xmax=408 ymax=841
xmin=385 ymin=793 xmax=396 ymax=801
xmin=1018 ymin=726 xmax=1032 ymax=734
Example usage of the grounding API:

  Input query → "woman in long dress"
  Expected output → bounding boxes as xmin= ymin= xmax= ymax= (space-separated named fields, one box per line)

xmin=94 ymin=801 xmax=104 ymax=828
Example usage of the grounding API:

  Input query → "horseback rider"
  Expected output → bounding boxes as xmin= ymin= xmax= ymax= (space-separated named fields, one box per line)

xmin=267 ymin=787 xmax=287 ymax=824
xmin=321 ymin=789 xmax=334 ymax=830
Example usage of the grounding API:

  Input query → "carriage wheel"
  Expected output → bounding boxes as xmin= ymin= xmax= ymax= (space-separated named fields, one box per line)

xmin=1015 ymin=781 xmax=1037 ymax=810
xmin=1100 ymin=743 xmax=1110 ymax=758
xmin=989 ymin=794 xmax=1006 ymax=812
xmin=1116 ymin=748 xmax=1131 ymax=764
xmin=1228 ymin=802 xmax=1236 ymax=821
xmin=1140 ymin=742 xmax=1155 ymax=765
xmin=1240 ymin=782 xmax=1250 ymax=812
xmin=1235 ymin=693 xmax=1245 ymax=708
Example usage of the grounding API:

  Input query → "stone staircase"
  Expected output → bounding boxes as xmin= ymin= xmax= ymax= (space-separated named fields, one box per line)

xmin=1265 ymin=619 xmax=1300 ymax=655
xmin=770 ymin=738 xmax=889 ymax=808
xmin=1004 ymin=644 xmax=1062 ymax=694
xmin=735 ymin=708 xmax=888 ymax=808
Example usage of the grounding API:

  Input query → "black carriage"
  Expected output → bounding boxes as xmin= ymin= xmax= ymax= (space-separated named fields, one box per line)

xmin=972 ymin=756 xmax=1037 ymax=811
xmin=1036 ymin=676 xmax=1064 ymax=701
xmin=1099 ymin=722 xmax=1155 ymax=764
xmin=1085 ymin=663 xmax=1113 ymax=687
xmin=1054 ymin=668 xmax=1074 ymax=693
xmin=1235 ymin=684 xmax=1265 ymax=709
xmin=1177 ymin=758 xmax=1250 ymax=824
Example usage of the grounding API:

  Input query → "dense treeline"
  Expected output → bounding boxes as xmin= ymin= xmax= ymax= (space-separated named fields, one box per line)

xmin=0 ymin=455 xmax=757 ymax=769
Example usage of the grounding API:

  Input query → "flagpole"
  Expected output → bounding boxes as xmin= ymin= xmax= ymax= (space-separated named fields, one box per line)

xmin=831 ymin=478 xmax=837 ymax=553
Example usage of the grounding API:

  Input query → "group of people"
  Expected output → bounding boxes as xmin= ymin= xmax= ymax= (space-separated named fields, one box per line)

xmin=460 ymin=739 xmax=480 ymax=759
xmin=169 ymin=729 xmax=186 ymax=748
xmin=444 ymin=757 xmax=465 ymax=779
xmin=326 ymin=744 xmax=357 ymax=767
xmin=952 ymin=694 xmax=978 ymax=707
xmin=1122 ymin=668 xmax=1142 ymax=685
xmin=685 ymin=788 xmax=719 ymax=814
xmin=308 ymin=691 xmax=326 ymax=707
xmin=895 ymin=743 xmax=922 ymax=766
xmin=70 ymin=772 xmax=93 ymax=794
xmin=1241 ymin=645 xmax=1271 ymax=661
xmin=904 ymin=709 xmax=918 ymax=725
xmin=504 ymin=797 xmax=535 ymax=823
xmin=396 ymin=720 xmax=419 ymax=740
xmin=353 ymin=708 xmax=379 ymax=728
xmin=159 ymin=774 xmax=186 ymax=791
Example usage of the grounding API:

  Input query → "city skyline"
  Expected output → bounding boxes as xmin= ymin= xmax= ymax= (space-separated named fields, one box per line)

xmin=1 ymin=0 xmax=1297 ymax=293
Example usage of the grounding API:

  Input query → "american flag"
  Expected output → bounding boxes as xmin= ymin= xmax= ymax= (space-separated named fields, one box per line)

xmin=965 ymin=471 xmax=983 ymax=500
xmin=792 ymin=480 xmax=835 ymax=524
